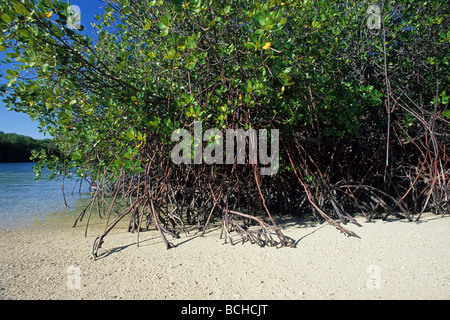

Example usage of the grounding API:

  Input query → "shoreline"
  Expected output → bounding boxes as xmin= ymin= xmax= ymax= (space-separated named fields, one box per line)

xmin=1 ymin=213 xmax=449 ymax=300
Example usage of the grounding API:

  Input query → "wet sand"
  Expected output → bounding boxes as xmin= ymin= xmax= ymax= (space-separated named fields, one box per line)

xmin=0 ymin=213 xmax=449 ymax=300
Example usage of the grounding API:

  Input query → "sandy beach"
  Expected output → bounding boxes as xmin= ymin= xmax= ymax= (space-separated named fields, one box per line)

xmin=0 ymin=212 xmax=449 ymax=300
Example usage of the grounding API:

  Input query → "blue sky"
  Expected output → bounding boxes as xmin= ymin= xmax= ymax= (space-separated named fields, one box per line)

xmin=0 ymin=0 xmax=105 ymax=139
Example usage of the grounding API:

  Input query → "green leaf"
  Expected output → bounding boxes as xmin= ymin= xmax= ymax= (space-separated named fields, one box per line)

xmin=245 ymin=42 xmax=255 ymax=49
xmin=135 ymin=166 xmax=144 ymax=173
xmin=6 ymin=51 xmax=19 ymax=58
xmin=157 ymin=21 xmax=166 ymax=30
xmin=278 ymin=72 xmax=294 ymax=85
xmin=189 ymin=7 xmax=201 ymax=15
xmin=13 ymin=2 xmax=28 ymax=15
xmin=1 ymin=14 xmax=12 ymax=24
xmin=443 ymin=110 xmax=450 ymax=119
xmin=126 ymin=129 xmax=135 ymax=139
xmin=255 ymin=11 xmax=265 ymax=26
xmin=19 ymin=29 xmax=29 ymax=38
xmin=72 ymin=151 xmax=82 ymax=160
xmin=5 ymin=69 xmax=16 ymax=77
xmin=164 ymin=50 xmax=175 ymax=59
xmin=85 ymin=105 xmax=94 ymax=114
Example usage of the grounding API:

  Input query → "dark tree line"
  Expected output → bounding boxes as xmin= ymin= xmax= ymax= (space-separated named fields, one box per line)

xmin=0 ymin=131 xmax=52 ymax=162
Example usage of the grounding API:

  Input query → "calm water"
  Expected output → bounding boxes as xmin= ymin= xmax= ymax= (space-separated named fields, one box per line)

xmin=0 ymin=162 xmax=91 ymax=228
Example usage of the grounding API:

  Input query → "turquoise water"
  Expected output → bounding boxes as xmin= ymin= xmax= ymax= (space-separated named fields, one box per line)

xmin=0 ymin=162 xmax=91 ymax=228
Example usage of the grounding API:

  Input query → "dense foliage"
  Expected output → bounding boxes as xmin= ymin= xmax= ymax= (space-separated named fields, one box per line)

xmin=0 ymin=0 xmax=448 ymax=256
xmin=0 ymin=131 xmax=52 ymax=162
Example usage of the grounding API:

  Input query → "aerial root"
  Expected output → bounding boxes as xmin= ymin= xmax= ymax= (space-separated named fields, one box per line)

xmin=220 ymin=210 xmax=294 ymax=248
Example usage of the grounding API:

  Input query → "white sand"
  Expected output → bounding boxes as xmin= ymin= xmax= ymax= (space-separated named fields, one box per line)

xmin=0 ymin=213 xmax=449 ymax=300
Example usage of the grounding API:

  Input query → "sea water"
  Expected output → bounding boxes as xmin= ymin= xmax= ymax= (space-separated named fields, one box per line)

xmin=0 ymin=162 xmax=91 ymax=228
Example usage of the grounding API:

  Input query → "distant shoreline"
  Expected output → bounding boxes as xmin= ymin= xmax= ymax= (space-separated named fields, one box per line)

xmin=0 ymin=131 xmax=53 ymax=163
xmin=0 ymin=160 xmax=35 ymax=163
